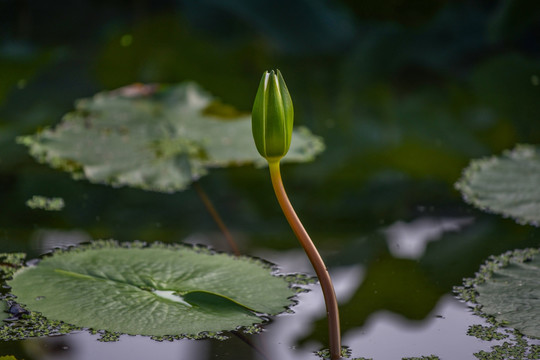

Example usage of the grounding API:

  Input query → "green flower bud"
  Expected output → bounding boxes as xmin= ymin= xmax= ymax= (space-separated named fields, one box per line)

xmin=251 ymin=69 xmax=294 ymax=162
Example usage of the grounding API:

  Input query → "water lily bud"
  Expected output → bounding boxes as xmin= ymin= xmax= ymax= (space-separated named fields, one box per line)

xmin=252 ymin=70 xmax=294 ymax=162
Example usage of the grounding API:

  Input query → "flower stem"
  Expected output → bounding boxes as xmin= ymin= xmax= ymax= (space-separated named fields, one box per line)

xmin=268 ymin=160 xmax=341 ymax=360
xmin=193 ymin=181 xmax=241 ymax=256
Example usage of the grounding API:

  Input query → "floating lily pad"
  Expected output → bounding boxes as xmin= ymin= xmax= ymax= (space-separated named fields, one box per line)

xmin=455 ymin=248 xmax=540 ymax=339
xmin=456 ymin=145 xmax=540 ymax=225
xmin=7 ymin=241 xmax=296 ymax=338
xmin=18 ymin=83 xmax=324 ymax=192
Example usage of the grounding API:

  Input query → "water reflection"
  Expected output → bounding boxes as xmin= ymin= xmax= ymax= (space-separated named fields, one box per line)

xmin=23 ymin=333 xmax=207 ymax=360
xmin=30 ymin=230 xmax=91 ymax=254
xmin=11 ymin=220 xmax=538 ymax=360
xmin=11 ymin=261 xmax=535 ymax=360
xmin=385 ymin=217 xmax=474 ymax=259
xmin=345 ymin=296 xmax=490 ymax=359
xmin=261 ymin=259 xmax=362 ymax=360
xmin=14 ymin=268 xmax=506 ymax=360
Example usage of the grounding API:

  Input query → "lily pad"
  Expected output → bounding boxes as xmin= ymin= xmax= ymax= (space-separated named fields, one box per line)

xmin=7 ymin=240 xmax=297 ymax=338
xmin=455 ymin=248 xmax=540 ymax=339
xmin=18 ymin=83 xmax=324 ymax=192
xmin=456 ymin=145 xmax=540 ymax=225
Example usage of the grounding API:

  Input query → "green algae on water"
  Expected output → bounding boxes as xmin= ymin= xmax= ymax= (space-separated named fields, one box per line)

xmin=0 ymin=308 xmax=80 ymax=341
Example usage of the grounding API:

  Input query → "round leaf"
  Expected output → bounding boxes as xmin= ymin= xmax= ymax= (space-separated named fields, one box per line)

xmin=8 ymin=241 xmax=296 ymax=337
xmin=18 ymin=83 xmax=324 ymax=193
xmin=456 ymin=145 xmax=540 ymax=225
xmin=456 ymin=248 xmax=540 ymax=339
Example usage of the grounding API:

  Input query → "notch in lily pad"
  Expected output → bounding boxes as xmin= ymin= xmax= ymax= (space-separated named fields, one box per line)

xmin=5 ymin=240 xmax=302 ymax=340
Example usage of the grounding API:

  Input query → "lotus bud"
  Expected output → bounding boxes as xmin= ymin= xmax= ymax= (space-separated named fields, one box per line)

xmin=251 ymin=70 xmax=294 ymax=162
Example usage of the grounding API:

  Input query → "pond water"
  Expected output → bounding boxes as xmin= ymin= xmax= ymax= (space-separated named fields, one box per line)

xmin=2 ymin=215 xmax=538 ymax=360
xmin=2 ymin=1 xmax=540 ymax=359
xmin=10 ymin=294 xmax=495 ymax=360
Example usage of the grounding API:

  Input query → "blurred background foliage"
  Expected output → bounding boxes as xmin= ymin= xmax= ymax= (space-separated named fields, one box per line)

xmin=1 ymin=0 xmax=540 ymax=345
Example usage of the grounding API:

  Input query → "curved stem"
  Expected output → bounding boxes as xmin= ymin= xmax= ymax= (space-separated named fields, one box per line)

xmin=193 ymin=181 xmax=241 ymax=256
xmin=268 ymin=161 xmax=341 ymax=360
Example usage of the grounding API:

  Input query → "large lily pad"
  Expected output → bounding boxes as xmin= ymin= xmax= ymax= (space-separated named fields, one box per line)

xmin=7 ymin=241 xmax=296 ymax=338
xmin=456 ymin=145 xmax=540 ymax=225
xmin=455 ymin=248 xmax=540 ymax=339
xmin=18 ymin=83 xmax=324 ymax=192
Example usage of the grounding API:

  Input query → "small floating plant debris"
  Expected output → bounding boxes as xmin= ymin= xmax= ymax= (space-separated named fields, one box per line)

xmin=2 ymin=240 xmax=301 ymax=341
xmin=25 ymin=196 xmax=65 ymax=211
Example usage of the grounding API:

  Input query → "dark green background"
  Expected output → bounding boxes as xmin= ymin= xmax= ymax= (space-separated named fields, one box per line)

xmin=1 ymin=0 xmax=540 ymax=358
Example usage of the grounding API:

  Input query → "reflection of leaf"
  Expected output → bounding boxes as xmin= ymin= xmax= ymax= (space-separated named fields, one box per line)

xmin=8 ymin=241 xmax=296 ymax=337
xmin=456 ymin=248 xmax=540 ymax=339
xmin=18 ymin=82 xmax=324 ymax=193
xmin=456 ymin=145 xmax=540 ymax=225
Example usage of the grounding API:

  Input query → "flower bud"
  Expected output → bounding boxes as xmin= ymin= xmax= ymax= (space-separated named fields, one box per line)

xmin=251 ymin=70 xmax=294 ymax=162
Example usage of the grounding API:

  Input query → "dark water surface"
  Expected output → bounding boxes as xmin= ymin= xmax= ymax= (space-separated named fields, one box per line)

xmin=3 ymin=217 xmax=539 ymax=359
xmin=2 ymin=0 xmax=540 ymax=358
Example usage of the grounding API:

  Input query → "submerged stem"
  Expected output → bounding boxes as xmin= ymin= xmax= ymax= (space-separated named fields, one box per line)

xmin=193 ymin=182 xmax=241 ymax=256
xmin=267 ymin=160 xmax=341 ymax=360
xmin=232 ymin=331 xmax=272 ymax=360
